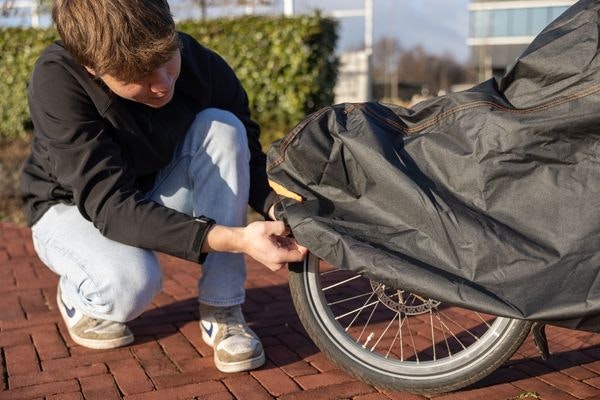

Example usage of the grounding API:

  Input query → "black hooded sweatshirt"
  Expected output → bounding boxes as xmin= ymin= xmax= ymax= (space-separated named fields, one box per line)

xmin=21 ymin=32 xmax=276 ymax=263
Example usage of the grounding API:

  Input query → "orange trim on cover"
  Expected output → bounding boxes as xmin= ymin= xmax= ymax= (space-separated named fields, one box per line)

xmin=268 ymin=180 xmax=303 ymax=202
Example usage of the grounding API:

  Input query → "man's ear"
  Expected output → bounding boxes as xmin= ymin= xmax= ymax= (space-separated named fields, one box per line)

xmin=85 ymin=66 xmax=96 ymax=76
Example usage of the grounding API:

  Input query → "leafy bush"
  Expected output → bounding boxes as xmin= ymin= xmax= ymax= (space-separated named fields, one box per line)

xmin=0 ymin=27 xmax=58 ymax=138
xmin=179 ymin=15 xmax=338 ymax=145
xmin=0 ymin=14 xmax=338 ymax=146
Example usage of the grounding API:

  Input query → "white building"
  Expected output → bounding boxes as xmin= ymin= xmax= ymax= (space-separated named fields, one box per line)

xmin=468 ymin=0 xmax=577 ymax=80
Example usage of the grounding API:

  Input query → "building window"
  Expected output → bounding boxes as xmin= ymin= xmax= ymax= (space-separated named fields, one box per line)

xmin=511 ymin=9 xmax=529 ymax=36
xmin=471 ymin=10 xmax=490 ymax=38
xmin=530 ymin=7 xmax=550 ymax=34
xmin=470 ymin=6 xmax=569 ymax=38
xmin=492 ymin=9 xmax=510 ymax=36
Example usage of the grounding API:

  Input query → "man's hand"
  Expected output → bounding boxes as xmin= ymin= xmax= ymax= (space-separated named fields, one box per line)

xmin=202 ymin=220 xmax=308 ymax=271
xmin=241 ymin=221 xmax=307 ymax=271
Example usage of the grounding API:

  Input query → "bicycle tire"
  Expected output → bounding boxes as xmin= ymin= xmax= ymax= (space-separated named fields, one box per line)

xmin=288 ymin=253 xmax=532 ymax=394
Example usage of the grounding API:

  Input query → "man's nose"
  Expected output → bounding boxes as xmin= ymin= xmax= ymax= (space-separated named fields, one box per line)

xmin=149 ymin=69 xmax=172 ymax=94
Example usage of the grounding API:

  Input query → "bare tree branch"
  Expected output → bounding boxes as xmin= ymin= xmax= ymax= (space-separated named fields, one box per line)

xmin=1 ymin=0 xmax=50 ymax=18
xmin=2 ymin=0 xmax=16 ymax=17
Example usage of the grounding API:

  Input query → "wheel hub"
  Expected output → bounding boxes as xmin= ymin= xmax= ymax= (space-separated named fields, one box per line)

xmin=370 ymin=280 xmax=441 ymax=315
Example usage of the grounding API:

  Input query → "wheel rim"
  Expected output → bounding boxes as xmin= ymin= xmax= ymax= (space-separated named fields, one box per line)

xmin=301 ymin=254 xmax=517 ymax=381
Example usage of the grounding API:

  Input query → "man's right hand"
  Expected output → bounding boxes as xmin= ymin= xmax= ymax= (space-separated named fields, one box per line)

xmin=202 ymin=220 xmax=308 ymax=271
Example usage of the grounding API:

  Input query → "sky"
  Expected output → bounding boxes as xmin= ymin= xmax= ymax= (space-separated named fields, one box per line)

xmin=294 ymin=0 xmax=471 ymax=62
xmin=0 ymin=0 xmax=472 ymax=62
xmin=176 ymin=0 xmax=473 ymax=62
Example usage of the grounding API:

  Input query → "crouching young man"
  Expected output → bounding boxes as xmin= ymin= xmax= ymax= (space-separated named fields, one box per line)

xmin=20 ymin=0 xmax=307 ymax=373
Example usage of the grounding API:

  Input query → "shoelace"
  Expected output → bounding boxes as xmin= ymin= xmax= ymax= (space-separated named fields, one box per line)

xmin=213 ymin=306 xmax=252 ymax=339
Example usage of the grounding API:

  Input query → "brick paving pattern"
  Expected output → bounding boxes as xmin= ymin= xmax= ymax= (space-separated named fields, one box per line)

xmin=1 ymin=222 xmax=600 ymax=399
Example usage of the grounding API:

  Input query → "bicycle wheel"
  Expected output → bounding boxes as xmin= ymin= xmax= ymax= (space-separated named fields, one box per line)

xmin=288 ymin=253 xmax=532 ymax=394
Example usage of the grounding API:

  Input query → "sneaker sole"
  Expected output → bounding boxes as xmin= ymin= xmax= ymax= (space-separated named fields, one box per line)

xmin=214 ymin=351 xmax=266 ymax=373
xmin=68 ymin=333 xmax=134 ymax=350
xmin=56 ymin=288 xmax=134 ymax=350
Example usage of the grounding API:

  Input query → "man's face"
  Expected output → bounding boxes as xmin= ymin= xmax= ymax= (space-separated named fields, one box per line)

xmin=94 ymin=51 xmax=182 ymax=108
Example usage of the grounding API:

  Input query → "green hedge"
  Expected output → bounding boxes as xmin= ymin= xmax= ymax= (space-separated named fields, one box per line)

xmin=0 ymin=28 xmax=58 ymax=138
xmin=0 ymin=14 xmax=338 ymax=146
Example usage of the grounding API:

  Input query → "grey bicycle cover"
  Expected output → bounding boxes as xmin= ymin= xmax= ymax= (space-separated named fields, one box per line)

xmin=266 ymin=0 xmax=600 ymax=332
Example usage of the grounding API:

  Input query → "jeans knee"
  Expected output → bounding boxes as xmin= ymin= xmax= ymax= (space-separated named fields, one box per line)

xmin=104 ymin=255 xmax=162 ymax=322
xmin=192 ymin=108 xmax=250 ymax=162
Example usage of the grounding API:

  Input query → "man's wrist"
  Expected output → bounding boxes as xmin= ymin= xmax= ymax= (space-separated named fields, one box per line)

xmin=201 ymin=223 xmax=246 ymax=254
xmin=193 ymin=216 xmax=216 ymax=263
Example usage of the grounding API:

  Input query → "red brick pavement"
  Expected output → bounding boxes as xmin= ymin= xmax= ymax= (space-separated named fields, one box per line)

xmin=2 ymin=222 xmax=600 ymax=400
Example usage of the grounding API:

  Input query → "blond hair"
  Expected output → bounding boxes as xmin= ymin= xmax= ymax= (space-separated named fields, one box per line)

xmin=52 ymin=0 xmax=181 ymax=82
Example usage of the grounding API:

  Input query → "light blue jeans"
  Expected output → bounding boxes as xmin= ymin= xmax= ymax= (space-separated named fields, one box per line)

xmin=31 ymin=108 xmax=250 ymax=323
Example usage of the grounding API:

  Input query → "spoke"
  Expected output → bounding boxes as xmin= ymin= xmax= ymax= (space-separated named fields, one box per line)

xmin=334 ymin=300 xmax=379 ymax=321
xmin=434 ymin=311 xmax=468 ymax=351
xmin=328 ymin=291 xmax=373 ymax=307
xmin=411 ymin=293 xmax=430 ymax=303
xmin=370 ymin=310 xmax=399 ymax=352
xmin=437 ymin=309 xmax=480 ymax=341
xmin=474 ymin=311 xmax=493 ymax=328
xmin=385 ymin=312 xmax=405 ymax=358
xmin=400 ymin=313 xmax=406 ymax=361
xmin=438 ymin=311 xmax=452 ymax=358
xmin=404 ymin=315 xmax=420 ymax=363
xmin=322 ymin=274 xmax=362 ymax=292
xmin=430 ymin=309 xmax=437 ymax=361
xmin=320 ymin=268 xmax=347 ymax=276
xmin=345 ymin=293 xmax=379 ymax=342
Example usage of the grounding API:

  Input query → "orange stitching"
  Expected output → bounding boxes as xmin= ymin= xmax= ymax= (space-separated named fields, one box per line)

xmin=267 ymin=106 xmax=332 ymax=171
xmin=267 ymin=83 xmax=600 ymax=170
xmin=404 ymin=83 xmax=600 ymax=134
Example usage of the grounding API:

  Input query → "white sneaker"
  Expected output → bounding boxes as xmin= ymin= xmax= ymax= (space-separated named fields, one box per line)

xmin=56 ymin=285 xmax=134 ymax=349
xmin=199 ymin=303 xmax=265 ymax=373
